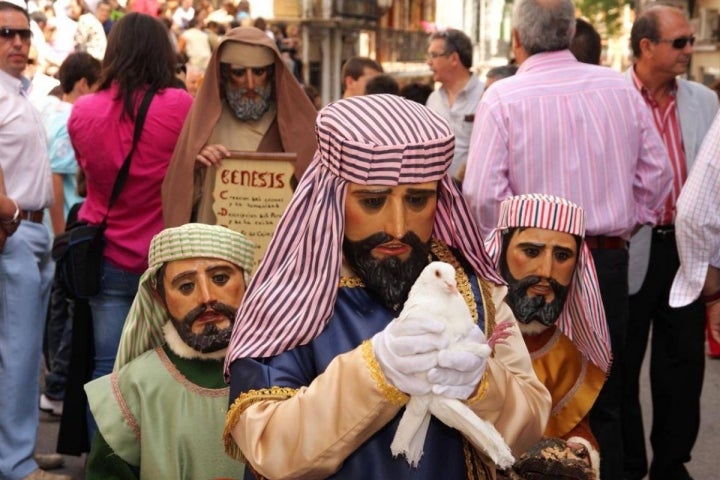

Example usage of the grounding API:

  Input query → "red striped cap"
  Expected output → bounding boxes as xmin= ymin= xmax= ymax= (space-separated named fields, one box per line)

xmin=225 ymin=94 xmax=503 ymax=369
xmin=485 ymin=194 xmax=612 ymax=374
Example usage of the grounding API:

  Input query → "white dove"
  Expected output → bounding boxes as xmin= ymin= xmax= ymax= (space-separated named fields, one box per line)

xmin=390 ymin=261 xmax=515 ymax=469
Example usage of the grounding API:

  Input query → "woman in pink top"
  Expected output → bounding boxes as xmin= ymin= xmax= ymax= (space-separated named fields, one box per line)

xmin=67 ymin=13 xmax=192 ymax=439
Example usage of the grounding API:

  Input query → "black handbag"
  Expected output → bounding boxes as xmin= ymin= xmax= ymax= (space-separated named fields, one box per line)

xmin=52 ymin=89 xmax=155 ymax=299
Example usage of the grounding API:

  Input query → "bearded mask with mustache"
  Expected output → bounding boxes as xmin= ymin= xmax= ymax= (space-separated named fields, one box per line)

xmin=502 ymin=272 xmax=569 ymax=327
xmin=343 ymin=231 xmax=430 ymax=312
xmin=167 ymin=302 xmax=237 ymax=353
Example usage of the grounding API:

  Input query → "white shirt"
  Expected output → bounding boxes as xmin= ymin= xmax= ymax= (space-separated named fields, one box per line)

xmin=670 ymin=111 xmax=720 ymax=307
xmin=425 ymin=73 xmax=484 ymax=177
xmin=172 ymin=5 xmax=195 ymax=31
xmin=0 ymin=70 xmax=53 ymax=210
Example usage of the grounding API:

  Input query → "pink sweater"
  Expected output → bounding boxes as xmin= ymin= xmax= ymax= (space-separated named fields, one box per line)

xmin=69 ymin=84 xmax=193 ymax=274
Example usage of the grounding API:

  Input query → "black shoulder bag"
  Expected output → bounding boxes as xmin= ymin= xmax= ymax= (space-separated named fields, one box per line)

xmin=52 ymin=89 xmax=155 ymax=299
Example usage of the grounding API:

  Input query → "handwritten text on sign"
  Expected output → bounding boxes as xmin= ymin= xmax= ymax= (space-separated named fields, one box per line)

xmin=212 ymin=153 xmax=296 ymax=273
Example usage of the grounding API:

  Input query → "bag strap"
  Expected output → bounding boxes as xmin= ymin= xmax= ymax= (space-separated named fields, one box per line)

xmin=99 ymin=88 xmax=155 ymax=228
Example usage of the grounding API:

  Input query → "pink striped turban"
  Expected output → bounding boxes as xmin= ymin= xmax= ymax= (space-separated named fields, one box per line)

xmin=225 ymin=94 xmax=503 ymax=370
xmin=485 ymin=194 xmax=612 ymax=374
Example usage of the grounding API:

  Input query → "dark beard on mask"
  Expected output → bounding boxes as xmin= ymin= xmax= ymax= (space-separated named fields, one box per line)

xmin=343 ymin=231 xmax=430 ymax=312
xmin=168 ymin=302 xmax=237 ymax=353
xmin=503 ymin=273 xmax=569 ymax=326
xmin=224 ymin=82 xmax=273 ymax=121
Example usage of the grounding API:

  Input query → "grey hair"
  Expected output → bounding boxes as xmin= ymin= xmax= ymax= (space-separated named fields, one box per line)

xmin=513 ymin=0 xmax=576 ymax=55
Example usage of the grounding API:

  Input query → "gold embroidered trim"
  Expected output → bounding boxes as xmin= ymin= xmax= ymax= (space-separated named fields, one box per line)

xmin=361 ymin=340 xmax=408 ymax=406
xmin=466 ymin=370 xmax=490 ymax=405
xmin=478 ymin=278 xmax=497 ymax=340
xmin=223 ymin=386 xmax=298 ymax=461
xmin=462 ymin=437 xmax=493 ymax=479
xmin=155 ymin=347 xmax=229 ymax=398
xmin=430 ymin=240 xmax=479 ymax=324
xmin=339 ymin=276 xmax=364 ymax=288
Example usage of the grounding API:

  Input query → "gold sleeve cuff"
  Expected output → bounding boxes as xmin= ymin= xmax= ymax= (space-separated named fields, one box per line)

xmin=360 ymin=340 xmax=408 ymax=406
xmin=224 ymin=386 xmax=298 ymax=461
xmin=465 ymin=369 xmax=490 ymax=405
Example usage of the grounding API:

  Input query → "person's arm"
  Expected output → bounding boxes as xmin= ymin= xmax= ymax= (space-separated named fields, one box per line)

xmin=703 ymin=266 xmax=720 ymax=344
xmin=464 ymin=284 xmax=551 ymax=456
xmin=462 ymin=91 xmax=513 ymax=239
xmin=86 ymin=431 xmax=140 ymax=480
xmin=226 ymin=345 xmax=406 ymax=479
xmin=0 ymin=168 xmax=20 ymax=250
xmin=670 ymin=113 xmax=720 ymax=307
xmin=49 ymin=173 xmax=66 ymax=234
xmin=177 ymin=33 xmax=187 ymax=56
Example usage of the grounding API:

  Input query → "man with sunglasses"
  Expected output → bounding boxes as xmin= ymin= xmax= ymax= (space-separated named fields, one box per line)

xmin=0 ymin=1 xmax=68 ymax=480
xmin=622 ymin=5 xmax=718 ymax=480
xmin=464 ymin=0 xmax=673 ymax=478
xmin=425 ymin=28 xmax=482 ymax=181
xmin=162 ymin=26 xmax=317 ymax=227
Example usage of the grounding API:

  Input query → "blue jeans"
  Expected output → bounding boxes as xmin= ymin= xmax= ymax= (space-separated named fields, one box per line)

xmin=0 ymin=222 xmax=54 ymax=479
xmin=86 ymin=259 xmax=140 ymax=442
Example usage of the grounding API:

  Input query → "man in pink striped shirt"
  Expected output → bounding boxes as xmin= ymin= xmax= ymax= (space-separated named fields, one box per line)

xmin=463 ymin=0 xmax=673 ymax=478
xmin=622 ymin=6 xmax=718 ymax=480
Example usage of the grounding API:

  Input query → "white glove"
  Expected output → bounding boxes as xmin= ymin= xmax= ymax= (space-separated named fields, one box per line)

xmin=427 ymin=326 xmax=488 ymax=399
xmin=372 ymin=316 xmax=448 ymax=395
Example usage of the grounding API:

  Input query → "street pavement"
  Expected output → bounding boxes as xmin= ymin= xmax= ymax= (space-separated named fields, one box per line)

xmin=36 ymin=348 xmax=720 ymax=479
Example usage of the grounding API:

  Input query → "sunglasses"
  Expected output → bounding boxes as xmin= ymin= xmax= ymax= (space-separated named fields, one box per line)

xmin=229 ymin=66 xmax=270 ymax=77
xmin=656 ymin=35 xmax=695 ymax=49
xmin=0 ymin=27 xmax=32 ymax=42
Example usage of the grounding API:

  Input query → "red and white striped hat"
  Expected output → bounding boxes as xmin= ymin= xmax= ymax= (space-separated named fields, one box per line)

xmin=485 ymin=193 xmax=612 ymax=373
xmin=225 ymin=94 xmax=503 ymax=368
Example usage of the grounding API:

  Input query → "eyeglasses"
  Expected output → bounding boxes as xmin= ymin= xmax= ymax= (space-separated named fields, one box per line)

xmin=655 ymin=35 xmax=695 ymax=49
xmin=427 ymin=51 xmax=451 ymax=60
xmin=0 ymin=27 xmax=32 ymax=42
xmin=229 ymin=66 xmax=270 ymax=77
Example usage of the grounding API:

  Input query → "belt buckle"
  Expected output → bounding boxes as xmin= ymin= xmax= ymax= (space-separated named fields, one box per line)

xmin=654 ymin=225 xmax=675 ymax=239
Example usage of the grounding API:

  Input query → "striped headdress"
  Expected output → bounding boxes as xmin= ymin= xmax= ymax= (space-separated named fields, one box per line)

xmin=485 ymin=194 xmax=612 ymax=373
xmin=225 ymin=94 xmax=503 ymax=370
xmin=114 ymin=223 xmax=254 ymax=370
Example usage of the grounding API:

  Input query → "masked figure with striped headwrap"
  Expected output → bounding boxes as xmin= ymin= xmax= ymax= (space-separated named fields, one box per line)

xmin=485 ymin=194 xmax=612 ymax=479
xmin=83 ymin=223 xmax=254 ymax=480
xmin=223 ymin=94 xmax=551 ymax=480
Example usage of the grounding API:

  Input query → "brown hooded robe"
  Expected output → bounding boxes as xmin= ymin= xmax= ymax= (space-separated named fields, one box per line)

xmin=161 ymin=26 xmax=317 ymax=227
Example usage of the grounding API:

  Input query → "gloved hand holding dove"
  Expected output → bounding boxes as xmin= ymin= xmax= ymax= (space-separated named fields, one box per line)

xmin=372 ymin=261 xmax=515 ymax=469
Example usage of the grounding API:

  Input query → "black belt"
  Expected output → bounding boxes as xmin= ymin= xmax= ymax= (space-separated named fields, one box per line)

xmin=653 ymin=225 xmax=675 ymax=240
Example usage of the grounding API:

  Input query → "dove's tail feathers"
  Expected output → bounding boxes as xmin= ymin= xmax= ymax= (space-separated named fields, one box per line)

xmin=391 ymin=396 xmax=432 ymax=467
xmin=429 ymin=397 xmax=515 ymax=470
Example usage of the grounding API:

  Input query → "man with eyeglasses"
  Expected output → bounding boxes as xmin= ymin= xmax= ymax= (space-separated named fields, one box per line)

xmin=425 ymin=28 xmax=482 ymax=181
xmin=162 ymin=26 xmax=317 ymax=227
xmin=463 ymin=0 xmax=673 ymax=478
xmin=0 ymin=1 xmax=69 ymax=480
xmin=622 ymin=5 xmax=718 ymax=480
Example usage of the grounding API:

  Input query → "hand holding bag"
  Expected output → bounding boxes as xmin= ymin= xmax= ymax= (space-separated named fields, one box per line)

xmin=52 ymin=89 xmax=155 ymax=299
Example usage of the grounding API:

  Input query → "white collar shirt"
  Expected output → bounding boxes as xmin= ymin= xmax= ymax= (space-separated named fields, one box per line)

xmin=0 ymin=69 xmax=53 ymax=210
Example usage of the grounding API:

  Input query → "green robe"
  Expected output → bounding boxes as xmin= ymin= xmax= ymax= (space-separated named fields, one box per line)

xmin=85 ymin=344 xmax=244 ymax=480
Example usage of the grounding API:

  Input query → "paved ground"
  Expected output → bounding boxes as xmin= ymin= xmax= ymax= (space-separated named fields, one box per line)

xmin=36 ymin=348 xmax=720 ymax=479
